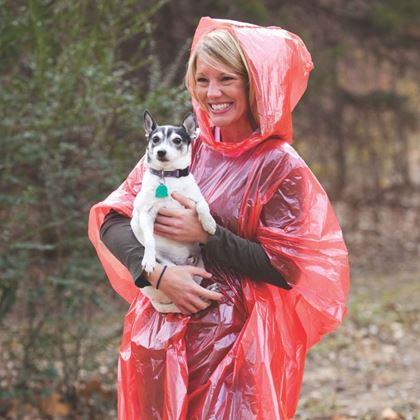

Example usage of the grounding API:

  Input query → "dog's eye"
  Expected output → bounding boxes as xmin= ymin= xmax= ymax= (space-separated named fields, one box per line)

xmin=172 ymin=138 xmax=182 ymax=145
xmin=152 ymin=136 xmax=160 ymax=143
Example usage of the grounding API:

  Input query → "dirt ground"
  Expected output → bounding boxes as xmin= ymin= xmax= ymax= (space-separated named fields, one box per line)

xmin=296 ymin=266 xmax=420 ymax=419
xmin=295 ymin=197 xmax=420 ymax=420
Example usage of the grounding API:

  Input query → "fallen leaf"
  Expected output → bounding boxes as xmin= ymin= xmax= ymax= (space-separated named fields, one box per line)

xmin=381 ymin=407 xmax=400 ymax=420
xmin=38 ymin=393 xmax=71 ymax=417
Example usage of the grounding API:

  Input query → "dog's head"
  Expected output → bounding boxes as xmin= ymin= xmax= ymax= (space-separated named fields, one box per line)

xmin=144 ymin=110 xmax=199 ymax=171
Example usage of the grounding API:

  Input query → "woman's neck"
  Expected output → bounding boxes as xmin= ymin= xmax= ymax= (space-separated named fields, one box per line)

xmin=219 ymin=123 xmax=255 ymax=143
xmin=217 ymin=110 xmax=258 ymax=142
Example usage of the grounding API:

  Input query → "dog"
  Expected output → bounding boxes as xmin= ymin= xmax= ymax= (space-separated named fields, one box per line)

xmin=130 ymin=110 xmax=219 ymax=313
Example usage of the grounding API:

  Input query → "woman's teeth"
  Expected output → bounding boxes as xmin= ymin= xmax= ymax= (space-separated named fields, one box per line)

xmin=210 ymin=103 xmax=232 ymax=111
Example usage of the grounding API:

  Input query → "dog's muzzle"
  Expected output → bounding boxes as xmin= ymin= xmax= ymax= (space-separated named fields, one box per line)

xmin=157 ymin=150 xmax=168 ymax=161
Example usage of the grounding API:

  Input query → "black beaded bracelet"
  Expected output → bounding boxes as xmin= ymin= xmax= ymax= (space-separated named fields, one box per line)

xmin=156 ymin=265 xmax=168 ymax=290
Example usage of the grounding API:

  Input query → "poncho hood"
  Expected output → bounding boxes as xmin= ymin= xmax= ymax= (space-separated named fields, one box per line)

xmin=189 ymin=17 xmax=314 ymax=156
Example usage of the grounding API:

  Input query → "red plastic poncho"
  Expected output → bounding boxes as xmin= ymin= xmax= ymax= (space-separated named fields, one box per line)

xmin=88 ymin=17 xmax=349 ymax=419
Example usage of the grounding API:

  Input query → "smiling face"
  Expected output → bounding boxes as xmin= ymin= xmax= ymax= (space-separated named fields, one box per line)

xmin=194 ymin=57 xmax=254 ymax=140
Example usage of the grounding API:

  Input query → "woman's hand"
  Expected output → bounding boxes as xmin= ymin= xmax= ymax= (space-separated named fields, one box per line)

xmin=154 ymin=192 xmax=210 ymax=244
xmin=145 ymin=264 xmax=224 ymax=315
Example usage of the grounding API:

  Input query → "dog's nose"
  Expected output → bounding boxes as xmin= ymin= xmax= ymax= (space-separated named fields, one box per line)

xmin=157 ymin=150 xmax=166 ymax=158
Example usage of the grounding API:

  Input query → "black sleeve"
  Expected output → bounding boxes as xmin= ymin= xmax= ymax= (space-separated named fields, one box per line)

xmin=100 ymin=211 xmax=290 ymax=290
xmin=99 ymin=210 xmax=151 ymax=288
xmin=201 ymin=225 xmax=291 ymax=290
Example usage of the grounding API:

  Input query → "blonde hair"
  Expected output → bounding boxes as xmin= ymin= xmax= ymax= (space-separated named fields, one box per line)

xmin=185 ymin=29 xmax=258 ymax=127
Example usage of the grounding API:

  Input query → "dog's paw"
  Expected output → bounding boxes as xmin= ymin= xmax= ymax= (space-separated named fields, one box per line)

xmin=195 ymin=201 xmax=216 ymax=235
xmin=142 ymin=250 xmax=156 ymax=275
xmin=199 ymin=213 xmax=217 ymax=235
xmin=142 ymin=259 xmax=156 ymax=275
xmin=206 ymin=283 xmax=220 ymax=293
xmin=191 ymin=275 xmax=203 ymax=287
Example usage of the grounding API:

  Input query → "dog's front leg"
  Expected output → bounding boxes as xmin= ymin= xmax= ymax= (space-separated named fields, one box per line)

xmin=138 ymin=209 xmax=157 ymax=274
xmin=188 ymin=185 xmax=216 ymax=235
xmin=195 ymin=200 xmax=216 ymax=235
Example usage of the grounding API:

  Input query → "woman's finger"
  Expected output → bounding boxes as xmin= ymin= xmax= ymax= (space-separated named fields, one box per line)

xmin=188 ymin=266 xmax=213 ymax=278
xmin=158 ymin=207 xmax=184 ymax=217
xmin=189 ymin=295 xmax=211 ymax=311
xmin=155 ymin=214 xmax=176 ymax=226
xmin=178 ymin=306 xmax=191 ymax=315
xmin=183 ymin=301 xmax=198 ymax=314
xmin=171 ymin=192 xmax=196 ymax=210
xmin=154 ymin=224 xmax=174 ymax=234
xmin=173 ymin=300 xmax=191 ymax=315
xmin=199 ymin=287 xmax=224 ymax=301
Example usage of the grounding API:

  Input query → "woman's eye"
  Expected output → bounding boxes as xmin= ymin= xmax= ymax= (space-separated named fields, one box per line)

xmin=196 ymin=78 xmax=207 ymax=84
xmin=173 ymin=138 xmax=181 ymax=145
xmin=221 ymin=76 xmax=234 ymax=82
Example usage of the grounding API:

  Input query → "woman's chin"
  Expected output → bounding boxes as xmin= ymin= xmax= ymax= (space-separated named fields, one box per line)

xmin=209 ymin=115 xmax=233 ymax=128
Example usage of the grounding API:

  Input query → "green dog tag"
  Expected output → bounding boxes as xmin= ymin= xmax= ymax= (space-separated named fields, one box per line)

xmin=155 ymin=184 xmax=168 ymax=198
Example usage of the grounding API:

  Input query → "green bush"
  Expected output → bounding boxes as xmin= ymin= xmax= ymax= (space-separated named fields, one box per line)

xmin=0 ymin=0 xmax=190 ymax=412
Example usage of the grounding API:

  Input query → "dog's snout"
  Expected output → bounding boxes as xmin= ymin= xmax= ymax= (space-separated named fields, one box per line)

xmin=157 ymin=150 xmax=166 ymax=158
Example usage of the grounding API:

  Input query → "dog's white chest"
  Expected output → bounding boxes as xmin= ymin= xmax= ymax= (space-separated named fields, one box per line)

xmin=131 ymin=171 xmax=203 ymax=265
xmin=133 ymin=172 xmax=196 ymax=211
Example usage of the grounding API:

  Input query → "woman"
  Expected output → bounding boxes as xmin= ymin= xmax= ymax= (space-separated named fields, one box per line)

xmin=89 ymin=17 xmax=349 ymax=419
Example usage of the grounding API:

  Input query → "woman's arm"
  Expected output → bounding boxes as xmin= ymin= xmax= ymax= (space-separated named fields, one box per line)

xmin=100 ymin=210 xmax=151 ymax=287
xmin=154 ymin=193 xmax=291 ymax=290
xmin=201 ymin=225 xmax=291 ymax=290
xmin=101 ymin=211 xmax=290 ymax=289
xmin=100 ymin=211 xmax=223 ymax=314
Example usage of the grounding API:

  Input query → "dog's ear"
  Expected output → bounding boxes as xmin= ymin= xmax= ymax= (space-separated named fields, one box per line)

xmin=181 ymin=112 xmax=199 ymax=141
xmin=144 ymin=110 xmax=157 ymax=138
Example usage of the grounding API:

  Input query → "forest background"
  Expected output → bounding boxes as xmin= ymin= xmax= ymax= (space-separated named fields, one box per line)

xmin=1 ymin=0 xmax=419 ymax=418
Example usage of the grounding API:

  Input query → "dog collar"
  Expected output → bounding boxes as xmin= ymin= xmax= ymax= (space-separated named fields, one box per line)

xmin=150 ymin=167 xmax=190 ymax=198
xmin=149 ymin=167 xmax=189 ymax=178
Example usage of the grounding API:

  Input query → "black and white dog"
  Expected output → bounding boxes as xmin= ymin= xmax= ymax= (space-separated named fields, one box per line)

xmin=130 ymin=110 xmax=218 ymax=313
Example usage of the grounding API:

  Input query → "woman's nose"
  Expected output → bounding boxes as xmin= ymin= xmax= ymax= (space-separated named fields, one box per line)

xmin=207 ymin=81 xmax=222 ymax=98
